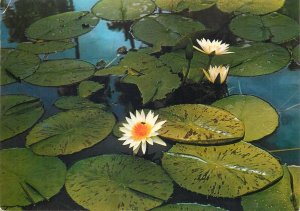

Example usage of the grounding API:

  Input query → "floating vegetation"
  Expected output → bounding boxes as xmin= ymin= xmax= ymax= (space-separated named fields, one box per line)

xmin=155 ymin=0 xmax=217 ymax=12
xmin=78 ymin=81 xmax=104 ymax=98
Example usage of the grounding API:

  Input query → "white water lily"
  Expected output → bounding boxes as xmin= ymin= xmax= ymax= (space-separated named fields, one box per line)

xmin=119 ymin=110 xmax=167 ymax=154
xmin=203 ymin=65 xmax=230 ymax=84
xmin=193 ymin=38 xmax=233 ymax=55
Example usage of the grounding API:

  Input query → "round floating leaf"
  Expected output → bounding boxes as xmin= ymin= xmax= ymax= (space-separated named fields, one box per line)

xmin=26 ymin=108 xmax=115 ymax=156
xmin=16 ymin=40 xmax=76 ymax=54
xmin=288 ymin=165 xmax=300 ymax=209
xmin=123 ymin=66 xmax=181 ymax=104
xmin=211 ymin=42 xmax=290 ymax=76
xmin=1 ymin=49 xmax=40 ymax=85
xmin=65 ymin=154 xmax=173 ymax=211
xmin=241 ymin=165 xmax=294 ymax=211
xmin=0 ymin=95 xmax=44 ymax=141
xmin=292 ymin=44 xmax=300 ymax=63
xmin=24 ymin=59 xmax=95 ymax=86
xmin=162 ymin=142 xmax=283 ymax=198
xmin=230 ymin=13 xmax=300 ymax=43
xmin=132 ymin=14 xmax=205 ymax=50
xmin=212 ymin=95 xmax=279 ymax=142
xmin=92 ymin=0 xmax=155 ymax=21
xmin=155 ymin=0 xmax=217 ymax=12
xmin=157 ymin=104 xmax=244 ymax=144
xmin=78 ymin=81 xmax=104 ymax=98
xmin=54 ymin=96 xmax=106 ymax=110
xmin=217 ymin=0 xmax=285 ymax=15
xmin=0 ymin=148 xmax=66 ymax=207
xmin=152 ymin=203 xmax=225 ymax=211
xmin=26 ymin=11 xmax=99 ymax=40
xmin=279 ymin=0 xmax=299 ymax=22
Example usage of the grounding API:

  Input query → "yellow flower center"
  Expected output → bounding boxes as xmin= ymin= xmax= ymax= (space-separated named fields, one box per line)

xmin=132 ymin=122 xmax=152 ymax=141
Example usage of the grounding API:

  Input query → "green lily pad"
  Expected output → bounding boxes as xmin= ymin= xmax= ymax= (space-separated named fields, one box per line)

xmin=230 ymin=13 xmax=300 ymax=43
xmin=217 ymin=0 xmax=285 ymax=15
xmin=112 ymin=121 xmax=125 ymax=138
xmin=26 ymin=108 xmax=115 ymax=156
xmin=78 ymin=81 xmax=104 ymax=98
xmin=292 ymin=44 xmax=300 ymax=63
xmin=123 ymin=66 xmax=181 ymax=104
xmin=16 ymin=40 xmax=76 ymax=54
xmin=92 ymin=0 xmax=155 ymax=21
xmin=155 ymin=0 xmax=217 ymax=12
xmin=65 ymin=154 xmax=173 ymax=211
xmin=54 ymin=96 xmax=106 ymax=110
xmin=24 ymin=59 xmax=95 ymax=86
xmin=1 ymin=206 xmax=23 ymax=211
xmin=288 ymin=165 xmax=300 ymax=209
xmin=211 ymin=42 xmax=290 ymax=76
xmin=0 ymin=95 xmax=44 ymax=142
xmin=162 ymin=142 xmax=283 ymax=198
xmin=26 ymin=11 xmax=99 ymax=40
xmin=0 ymin=148 xmax=66 ymax=207
xmin=95 ymin=51 xmax=165 ymax=76
xmin=1 ymin=49 xmax=40 ymax=85
xmin=279 ymin=0 xmax=299 ymax=22
xmin=212 ymin=95 xmax=279 ymax=142
xmin=152 ymin=203 xmax=225 ymax=211
xmin=132 ymin=14 xmax=205 ymax=50
xmin=157 ymin=104 xmax=244 ymax=144
xmin=241 ymin=165 xmax=294 ymax=211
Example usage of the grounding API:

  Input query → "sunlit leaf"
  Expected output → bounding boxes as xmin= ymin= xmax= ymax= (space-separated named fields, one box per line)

xmin=65 ymin=154 xmax=173 ymax=211
xmin=152 ymin=203 xmax=226 ymax=211
xmin=288 ymin=165 xmax=300 ymax=210
xmin=78 ymin=81 xmax=104 ymax=98
xmin=26 ymin=108 xmax=115 ymax=156
xmin=155 ymin=0 xmax=217 ymax=12
xmin=162 ymin=142 xmax=283 ymax=198
xmin=54 ymin=96 xmax=106 ymax=110
xmin=0 ymin=148 xmax=66 ymax=207
xmin=0 ymin=95 xmax=44 ymax=142
xmin=158 ymin=104 xmax=244 ymax=144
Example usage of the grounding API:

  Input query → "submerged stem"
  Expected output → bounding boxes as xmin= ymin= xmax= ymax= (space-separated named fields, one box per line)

xmin=183 ymin=59 xmax=192 ymax=85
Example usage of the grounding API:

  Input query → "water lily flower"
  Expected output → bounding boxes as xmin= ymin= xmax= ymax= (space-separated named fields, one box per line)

xmin=203 ymin=65 xmax=230 ymax=84
xmin=119 ymin=110 xmax=167 ymax=154
xmin=193 ymin=38 xmax=233 ymax=55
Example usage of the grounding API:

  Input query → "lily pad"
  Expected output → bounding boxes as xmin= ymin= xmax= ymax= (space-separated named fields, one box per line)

xmin=95 ymin=51 xmax=165 ymax=76
xmin=26 ymin=11 xmax=99 ymax=40
xmin=26 ymin=108 xmax=115 ymax=156
xmin=24 ymin=59 xmax=95 ymax=86
xmin=78 ymin=81 xmax=104 ymax=98
xmin=161 ymin=142 xmax=283 ymax=198
xmin=0 ymin=95 xmax=44 ymax=142
xmin=288 ymin=165 xmax=300 ymax=209
xmin=152 ymin=203 xmax=225 ymax=211
xmin=16 ymin=40 xmax=76 ymax=54
xmin=211 ymin=42 xmax=290 ymax=76
xmin=155 ymin=0 xmax=217 ymax=12
xmin=241 ymin=165 xmax=294 ymax=211
xmin=1 ymin=49 xmax=40 ymax=85
xmin=217 ymin=0 xmax=285 ymax=15
xmin=132 ymin=14 xmax=205 ymax=50
xmin=92 ymin=0 xmax=155 ymax=21
xmin=230 ymin=13 xmax=300 ymax=43
xmin=54 ymin=96 xmax=106 ymax=110
xmin=123 ymin=66 xmax=181 ymax=104
xmin=212 ymin=95 xmax=279 ymax=142
xmin=65 ymin=154 xmax=173 ymax=211
xmin=0 ymin=148 xmax=66 ymax=207
xmin=157 ymin=104 xmax=244 ymax=144
xmin=292 ymin=44 xmax=300 ymax=63
xmin=279 ymin=0 xmax=299 ymax=22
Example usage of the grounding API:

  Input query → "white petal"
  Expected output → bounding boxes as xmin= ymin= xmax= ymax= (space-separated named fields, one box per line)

xmin=140 ymin=110 xmax=146 ymax=122
xmin=141 ymin=141 xmax=147 ymax=154
xmin=120 ymin=127 xmax=130 ymax=134
xmin=146 ymin=138 xmax=154 ymax=145
xmin=118 ymin=136 xmax=130 ymax=141
xmin=152 ymin=120 xmax=166 ymax=132
xmin=133 ymin=145 xmax=140 ymax=154
xmin=152 ymin=136 xmax=167 ymax=146
xmin=122 ymin=123 xmax=132 ymax=131
xmin=123 ymin=139 xmax=133 ymax=146
xmin=133 ymin=142 xmax=141 ymax=150
xmin=146 ymin=111 xmax=154 ymax=123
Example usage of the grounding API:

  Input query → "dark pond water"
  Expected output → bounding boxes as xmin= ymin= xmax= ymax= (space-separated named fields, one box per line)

xmin=1 ymin=0 xmax=300 ymax=210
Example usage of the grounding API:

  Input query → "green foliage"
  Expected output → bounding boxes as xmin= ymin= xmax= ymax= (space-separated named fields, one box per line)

xmin=288 ymin=165 xmax=300 ymax=210
xmin=78 ymin=81 xmax=104 ymax=98
xmin=158 ymin=104 xmax=244 ymax=144
xmin=26 ymin=108 xmax=115 ymax=156
xmin=162 ymin=142 xmax=283 ymax=198
xmin=66 ymin=154 xmax=173 ymax=211
xmin=212 ymin=95 xmax=279 ymax=142
xmin=152 ymin=203 xmax=226 ymax=211
xmin=54 ymin=96 xmax=106 ymax=110
xmin=0 ymin=148 xmax=66 ymax=206
xmin=24 ymin=59 xmax=95 ymax=86
xmin=26 ymin=11 xmax=99 ymax=40
xmin=92 ymin=0 xmax=155 ymax=21
xmin=155 ymin=0 xmax=217 ymax=12
xmin=292 ymin=45 xmax=300 ymax=63
xmin=0 ymin=95 xmax=44 ymax=141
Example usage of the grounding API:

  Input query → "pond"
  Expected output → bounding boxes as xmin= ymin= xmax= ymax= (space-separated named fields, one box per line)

xmin=0 ymin=0 xmax=300 ymax=210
